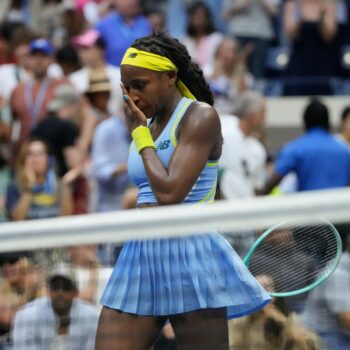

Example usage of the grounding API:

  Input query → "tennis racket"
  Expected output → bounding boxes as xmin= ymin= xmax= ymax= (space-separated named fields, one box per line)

xmin=243 ymin=219 xmax=342 ymax=297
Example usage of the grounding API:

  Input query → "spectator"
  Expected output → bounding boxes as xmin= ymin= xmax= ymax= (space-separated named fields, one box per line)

xmin=0 ymin=28 xmax=62 ymax=104
xmin=222 ymin=0 xmax=278 ymax=79
xmin=0 ymin=151 xmax=10 ymax=222
xmin=301 ymin=230 xmax=350 ymax=349
xmin=205 ymin=37 xmax=253 ymax=115
xmin=336 ymin=105 xmax=350 ymax=148
xmin=95 ymin=0 xmax=151 ymax=66
xmin=181 ymin=1 xmax=223 ymax=69
xmin=282 ymin=0 xmax=342 ymax=96
xmin=76 ymin=0 xmax=115 ymax=26
xmin=30 ymin=85 xmax=89 ymax=216
xmin=12 ymin=263 xmax=99 ymax=350
xmin=55 ymin=45 xmax=81 ymax=76
xmin=229 ymin=275 xmax=321 ymax=350
xmin=9 ymin=38 xmax=65 ymax=157
xmin=60 ymin=1 xmax=86 ymax=46
xmin=88 ymin=69 xmax=129 ymax=265
xmin=70 ymin=28 xmax=123 ymax=116
xmin=0 ymin=1 xmax=44 ymax=29
xmin=219 ymin=91 xmax=267 ymax=199
xmin=31 ymin=84 xmax=82 ymax=178
xmin=144 ymin=6 xmax=166 ymax=33
xmin=260 ymin=98 xmax=350 ymax=194
xmin=89 ymin=70 xmax=129 ymax=213
xmin=0 ymin=253 xmax=44 ymax=347
xmin=33 ymin=0 xmax=66 ymax=46
xmin=6 ymin=138 xmax=76 ymax=221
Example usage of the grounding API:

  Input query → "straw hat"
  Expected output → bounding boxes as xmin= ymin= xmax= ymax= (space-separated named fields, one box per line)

xmin=86 ymin=68 xmax=112 ymax=94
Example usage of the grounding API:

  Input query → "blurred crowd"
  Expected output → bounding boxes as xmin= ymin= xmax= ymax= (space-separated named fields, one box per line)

xmin=0 ymin=0 xmax=349 ymax=349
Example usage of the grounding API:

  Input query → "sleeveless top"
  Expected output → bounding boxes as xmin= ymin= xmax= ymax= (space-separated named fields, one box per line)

xmin=128 ymin=97 xmax=218 ymax=205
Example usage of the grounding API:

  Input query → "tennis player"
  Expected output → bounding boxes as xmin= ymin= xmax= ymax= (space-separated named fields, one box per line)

xmin=95 ymin=32 xmax=271 ymax=350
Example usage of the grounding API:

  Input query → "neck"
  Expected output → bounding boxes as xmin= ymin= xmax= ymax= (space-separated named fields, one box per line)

xmin=122 ymin=14 xmax=135 ymax=25
xmin=90 ymin=58 xmax=105 ymax=69
xmin=36 ymin=173 xmax=46 ymax=184
xmin=34 ymin=73 xmax=47 ymax=82
xmin=223 ymin=64 xmax=235 ymax=76
xmin=155 ymin=91 xmax=182 ymax=126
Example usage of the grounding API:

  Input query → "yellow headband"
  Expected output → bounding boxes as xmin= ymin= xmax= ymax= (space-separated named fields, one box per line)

xmin=121 ymin=47 xmax=196 ymax=100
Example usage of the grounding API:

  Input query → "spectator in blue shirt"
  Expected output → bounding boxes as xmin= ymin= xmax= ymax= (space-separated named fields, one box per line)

xmin=95 ymin=0 xmax=151 ymax=66
xmin=261 ymin=98 xmax=350 ymax=194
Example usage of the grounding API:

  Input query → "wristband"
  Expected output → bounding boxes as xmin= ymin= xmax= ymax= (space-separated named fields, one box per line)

xmin=132 ymin=126 xmax=156 ymax=153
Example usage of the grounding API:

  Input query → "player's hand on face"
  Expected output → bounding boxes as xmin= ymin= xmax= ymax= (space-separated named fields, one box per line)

xmin=121 ymin=84 xmax=147 ymax=132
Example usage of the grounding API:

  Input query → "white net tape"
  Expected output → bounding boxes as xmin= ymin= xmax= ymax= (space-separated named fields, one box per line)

xmin=0 ymin=188 xmax=349 ymax=253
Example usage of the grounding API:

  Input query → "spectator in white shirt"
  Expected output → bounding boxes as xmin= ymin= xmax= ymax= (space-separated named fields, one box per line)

xmin=12 ymin=263 xmax=99 ymax=350
xmin=219 ymin=91 xmax=267 ymax=199
xmin=70 ymin=29 xmax=123 ymax=116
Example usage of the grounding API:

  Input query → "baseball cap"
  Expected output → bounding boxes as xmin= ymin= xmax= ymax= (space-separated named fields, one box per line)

xmin=47 ymin=263 xmax=77 ymax=289
xmin=47 ymin=84 xmax=81 ymax=112
xmin=29 ymin=38 xmax=54 ymax=56
xmin=72 ymin=29 xmax=101 ymax=48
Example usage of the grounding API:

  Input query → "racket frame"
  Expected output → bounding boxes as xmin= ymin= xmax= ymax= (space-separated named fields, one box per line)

xmin=243 ymin=219 xmax=343 ymax=297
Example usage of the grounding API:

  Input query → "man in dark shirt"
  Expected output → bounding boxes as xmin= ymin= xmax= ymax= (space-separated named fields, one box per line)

xmin=31 ymin=84 xmax=81 ymax=177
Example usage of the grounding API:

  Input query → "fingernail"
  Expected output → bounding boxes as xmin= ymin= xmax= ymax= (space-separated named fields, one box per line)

xmin=123 ymin=95 xmax=129 ymax=101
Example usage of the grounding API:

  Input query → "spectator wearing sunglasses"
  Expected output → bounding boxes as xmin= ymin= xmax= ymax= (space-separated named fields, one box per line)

xmin=12 ymin=263 xmax=99 ymax=350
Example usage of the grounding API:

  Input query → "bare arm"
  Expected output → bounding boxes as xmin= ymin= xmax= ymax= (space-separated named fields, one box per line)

xmin=140 ymin=105 xmax=220 ymax=204
xmin=319 ymin=1 xmax=338 ymax=42
xmin=283 ymin=0 xmax=300 ymax=40
xmin=123 ymin=94 xmax=221 ymax=205
xmin=10 ymin=191 xmax=32 ymax=221
xmin=259 ymin=0 xmax=279 ymax=16
xmin=76 ymin=98 xmax=98 ymax=156
xmin=63 ymin=146 xmax=84 ymax=170
xmin=258 ymin=172 xmax=284 ymax=195
xmin=338 ymin=311 xmax=350 ymax=330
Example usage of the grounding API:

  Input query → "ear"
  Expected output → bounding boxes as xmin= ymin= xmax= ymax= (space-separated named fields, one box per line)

xmin=165 ymin=70 xmax=177 ymax=86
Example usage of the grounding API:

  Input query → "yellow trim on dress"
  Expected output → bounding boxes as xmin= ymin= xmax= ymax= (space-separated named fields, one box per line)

xmin=171 ymin=100 xmax=192 ymax=147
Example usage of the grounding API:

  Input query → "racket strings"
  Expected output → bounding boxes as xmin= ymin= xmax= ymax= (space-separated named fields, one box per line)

xmin=248 ymin=225 xmax=339 ymax=294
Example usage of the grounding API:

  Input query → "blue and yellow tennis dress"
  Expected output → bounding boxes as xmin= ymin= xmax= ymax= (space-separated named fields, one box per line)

xmin=100 ymin=97 xmax=271 ymax=319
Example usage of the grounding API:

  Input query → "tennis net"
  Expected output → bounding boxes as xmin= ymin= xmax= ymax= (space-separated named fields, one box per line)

xmin=0 ymin=188 xmax=349 ymax=350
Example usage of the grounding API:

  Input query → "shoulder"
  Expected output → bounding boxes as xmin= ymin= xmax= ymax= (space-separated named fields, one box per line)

xmin=11 ymin=82 xmax=25 ymax=95
xmin=183 ymin=101 xmax=221 ymax=132
xmin=16 ymin=297 xmax=49 ymax=318
xmin=0 ymin=64 xmax=15 ymax=76
xmin=135 ymin=14 xmax=151 ymax=26
xmin=96 ymin=11 xmax=118 ymax=30
xmin=74 ymin=299 xmax=99 ymax=317
xmin=280 ymin=135 xmax=305 ymax=154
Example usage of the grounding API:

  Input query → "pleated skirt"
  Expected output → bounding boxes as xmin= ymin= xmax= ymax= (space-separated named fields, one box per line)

xmin=100 ymin=233 xmax=271 ymax=319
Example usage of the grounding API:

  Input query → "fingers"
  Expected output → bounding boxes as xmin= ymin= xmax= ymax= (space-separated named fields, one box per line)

xmin=120 ymin=83 xmax=147 ymax=128
xmin=120 ymin=83 xmax=141 ymax=114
